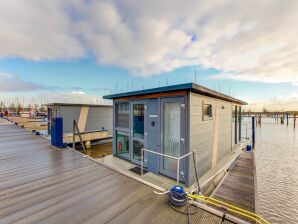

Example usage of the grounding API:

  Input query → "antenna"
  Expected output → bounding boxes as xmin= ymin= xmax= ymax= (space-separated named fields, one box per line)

xmin=195 ymin=69 xmax=197 ymax=83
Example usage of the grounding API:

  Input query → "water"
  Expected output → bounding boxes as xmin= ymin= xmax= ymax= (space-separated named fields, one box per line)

xmin=77 ymin=142 xmax=112 ymax=158
xmin=243 ymin=117 xmax=298 ymax=224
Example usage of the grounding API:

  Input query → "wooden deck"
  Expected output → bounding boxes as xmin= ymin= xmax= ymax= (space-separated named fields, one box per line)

xmin=0 ymin=118 xmax=234 ymax=224
xmin=212 ymin=151 xmax=256 ymax=223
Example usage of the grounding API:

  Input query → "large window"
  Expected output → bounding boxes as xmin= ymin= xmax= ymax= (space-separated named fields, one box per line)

xmin=133 ymin=104 xmax=144 ymax=139
xmin=116 ymin=102 xmax=129 ymax=128
xmin=116 ymin=131 xmax=129 ymax=158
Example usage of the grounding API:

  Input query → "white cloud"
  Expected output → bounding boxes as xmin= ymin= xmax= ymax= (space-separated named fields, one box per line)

xmin=0 ymin=72 xmax=45 ymax=92
xmin=1 ymin=0 xmax=298 ymax=82
xmin=244 ymin=92 xmax=298 ymax=112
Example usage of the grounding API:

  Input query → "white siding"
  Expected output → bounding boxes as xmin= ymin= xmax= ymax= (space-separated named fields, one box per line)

xmin=85 ymin=106 xmax=113 ymax=134
xmin=188 ymin=92 xmax=232 ymax=185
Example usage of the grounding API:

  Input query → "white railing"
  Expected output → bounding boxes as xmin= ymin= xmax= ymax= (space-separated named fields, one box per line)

xmin=141 ymin=149 xmax=197 ymax=185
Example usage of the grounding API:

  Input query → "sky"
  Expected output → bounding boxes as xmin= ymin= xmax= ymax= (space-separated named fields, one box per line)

xmin=0 ymin=0 xmax=298 ymax=111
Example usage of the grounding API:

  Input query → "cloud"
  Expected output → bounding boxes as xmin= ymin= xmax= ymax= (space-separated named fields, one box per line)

xmin=1 ymin=0 xmax=298 ymax=83
xmin=0 ymin=72 xmax=46 ymax=92
xmin=244 ymin=92 xmax=298 ymax=112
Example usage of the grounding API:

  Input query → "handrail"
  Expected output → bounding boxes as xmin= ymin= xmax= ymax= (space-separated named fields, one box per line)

xmin=73 ymin=120 xmax=86 ymax=153
xmin=141 ymin=148 xmax=197 ymax=185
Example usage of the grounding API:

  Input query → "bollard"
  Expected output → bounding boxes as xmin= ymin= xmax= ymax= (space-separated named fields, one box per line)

xmin=252 ymin=116 xmax=256 ymax=149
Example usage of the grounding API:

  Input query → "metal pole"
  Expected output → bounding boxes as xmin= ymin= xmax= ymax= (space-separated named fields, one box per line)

xmin=141 ymin=149 xmax=143 ymax=176
xmin=252 ymin=116 xmax=255 ymax=149
xmin=73 ymin=120 xmax=75 ymax=150
xmin=287 ymin=113 xmax=289 ymax=126
xmin=246 ymin=124 xmax=248 ymax=140
xmin=177 ymin=158 xmax=180 ymax=185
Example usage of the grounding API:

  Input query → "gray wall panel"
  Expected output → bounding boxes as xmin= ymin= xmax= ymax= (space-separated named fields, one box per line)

xmin=59 ymin=106 xmax=81 ymax=133
xmin=85 ymin=107 xmax=113 ymax=133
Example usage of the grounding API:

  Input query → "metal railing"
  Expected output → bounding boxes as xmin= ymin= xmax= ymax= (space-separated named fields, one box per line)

xmin=73 ymin=120 xmax=86 ymax=153
xmin=141 ymin=149 xmax=197 ymax=185
xmin=241 ymin=123 xmax=249 ymax=140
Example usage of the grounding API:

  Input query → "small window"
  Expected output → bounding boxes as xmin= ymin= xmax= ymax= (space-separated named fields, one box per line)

xmin=116 ymin=102 xmax=129 ymax=128
xmin=203 ymin=103 xmax=213 ymax=120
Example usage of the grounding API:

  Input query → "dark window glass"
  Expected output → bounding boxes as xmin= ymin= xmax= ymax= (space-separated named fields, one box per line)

xmin=133 ymin=104 xmax=144 ymax=139
xmin=116 ymin=102 xmax=129 ymax=128
xmin=133 ymin=140 xmax=144 ymax=161
xmin=203 ymin=104 xmax=212 ymax=120
xmin=116 ymin=131 xmax=129 ymax=158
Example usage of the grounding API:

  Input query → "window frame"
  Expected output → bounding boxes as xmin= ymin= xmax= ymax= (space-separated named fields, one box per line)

xmin=115 ymin=101 xmax=130 ymax=131
xmin=202 ymin=101 xmax=213 ymax=121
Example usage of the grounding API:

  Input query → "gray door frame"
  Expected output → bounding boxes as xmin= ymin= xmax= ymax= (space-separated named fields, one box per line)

xmin=130 ymin=100 xmax=148 ymax=165
xmin=159 ymin=97 xmax=186 ymax=181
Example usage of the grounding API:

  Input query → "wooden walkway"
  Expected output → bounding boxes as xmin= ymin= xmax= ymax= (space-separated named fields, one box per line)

xmin=212 ymin=151 xmax=256 ymax=223
xmin=0 ymin=119 xmax=234 ymax=224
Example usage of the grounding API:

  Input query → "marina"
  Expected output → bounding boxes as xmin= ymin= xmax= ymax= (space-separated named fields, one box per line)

xmin=0 ymin=117 xmax=249 ymax=224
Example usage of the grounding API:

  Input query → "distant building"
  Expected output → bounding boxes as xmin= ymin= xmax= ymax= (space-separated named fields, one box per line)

xmin=104 ymin=83 xmax=247 ymax=186
xmin=44 ymin=103 xmax=113 ymax=135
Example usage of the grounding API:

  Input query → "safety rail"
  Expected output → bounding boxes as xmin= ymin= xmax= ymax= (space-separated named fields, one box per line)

xmin=141 ymin=149 xmax=197 ymax=185
xmin=72 ymin=120 xmax=86 ymax=153
xmin=241 ymin=123 xmax=250 ymax=140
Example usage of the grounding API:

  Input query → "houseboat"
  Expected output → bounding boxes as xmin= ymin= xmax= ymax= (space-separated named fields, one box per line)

xmin=44 ymin=103 xmax=113 ymax=147
xmin=103 ymin=83 xmax=247 ymax=186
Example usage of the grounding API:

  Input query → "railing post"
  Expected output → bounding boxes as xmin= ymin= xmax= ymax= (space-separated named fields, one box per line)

xmin=252 ymin=116 xmax=256 ymax=149
xmin=73 ymin=120 xmax=75 ymax=150
xmin=141 ymin=149 xmax=143 ymax=176
xmin=177 ymin=158 xmax=180 ymax=185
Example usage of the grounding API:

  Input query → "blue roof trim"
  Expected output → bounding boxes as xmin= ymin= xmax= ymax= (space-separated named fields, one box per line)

xmin=103 ymin=82 xmax=247 ymax=105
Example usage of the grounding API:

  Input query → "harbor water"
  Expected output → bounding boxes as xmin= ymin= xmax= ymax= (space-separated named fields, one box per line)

xmin=243 ymin=117 xmax=298 ymax=224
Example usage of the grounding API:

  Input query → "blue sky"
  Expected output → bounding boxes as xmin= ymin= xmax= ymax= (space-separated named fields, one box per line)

xmin=0 ymin=1 xmax=298 ymax=110
xmin=1 ymin=57 xmax=296 ymax=102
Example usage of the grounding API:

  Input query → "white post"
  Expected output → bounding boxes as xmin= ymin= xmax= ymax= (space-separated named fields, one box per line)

xmin=141 ymin=149 xmax=143 ymax=176
xmin=177 ymin=158 xmax=180 ymax=185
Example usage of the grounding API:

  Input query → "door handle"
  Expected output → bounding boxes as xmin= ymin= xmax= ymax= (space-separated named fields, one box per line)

xmin=181 ymin=138 xmax=185 ymax=144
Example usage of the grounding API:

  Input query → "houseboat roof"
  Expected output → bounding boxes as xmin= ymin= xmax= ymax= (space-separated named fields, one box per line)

xmin=43 ymin=103 xmax=112 ymax=107
xmin=103 ymin=83 xmax=247 ymax=105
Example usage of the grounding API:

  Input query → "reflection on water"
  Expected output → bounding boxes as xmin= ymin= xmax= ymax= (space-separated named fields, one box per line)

xmin=243 ymin=117 xmax=298 ymax=224
xmin=78 ymin=142 xmax=112 ymax=158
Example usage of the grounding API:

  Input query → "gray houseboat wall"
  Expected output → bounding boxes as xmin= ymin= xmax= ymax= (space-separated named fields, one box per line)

xmin=113 ymin=93 xmax=189 ymax=183
xmin=187 ymin=93 xmax=243 ymax=185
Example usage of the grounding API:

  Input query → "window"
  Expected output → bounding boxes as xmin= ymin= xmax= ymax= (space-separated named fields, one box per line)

xmin=116 ymin=102 xmax=129 ymax=128
xmin=133 ymin=104 xmax=144 ymax=139
xmin=133 ymin=140 xmax=144 ymax=161
xmin=116 ymin=131 xmax=129 ymax=158
xmin=203 ymin=103 xmax=213 ymax=120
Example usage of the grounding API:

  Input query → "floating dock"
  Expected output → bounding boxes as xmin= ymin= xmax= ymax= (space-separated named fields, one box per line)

xmin=0 ymin=118 xmax=253 ymax=224
xmin=211 ymin=151 xmax=256 ymax=223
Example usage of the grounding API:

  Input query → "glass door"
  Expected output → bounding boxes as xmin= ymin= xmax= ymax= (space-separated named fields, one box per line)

xmin=131 ymin=101 xmax=147 ymax=164
xmin=160 ymin=97 xmax=186 ymax=180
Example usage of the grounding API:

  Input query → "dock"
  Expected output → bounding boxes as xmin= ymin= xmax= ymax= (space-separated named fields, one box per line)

xmin=0 ymin=118 xmax=237 ymax=224
xmin=212 ymin=152 xmax=256 ymax=223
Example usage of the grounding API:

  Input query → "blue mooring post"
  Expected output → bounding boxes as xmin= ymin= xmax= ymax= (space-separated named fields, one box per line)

xmin=287 ymin=113 xmax=289 ymax=126
xmin=252 ymin=116 xmax=256 ymax=149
